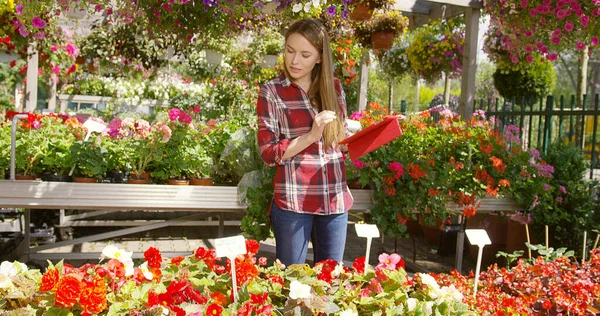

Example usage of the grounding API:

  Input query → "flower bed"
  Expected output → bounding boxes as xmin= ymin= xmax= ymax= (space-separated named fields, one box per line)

xmin=1 ymin=243 xmax=599 ymax=315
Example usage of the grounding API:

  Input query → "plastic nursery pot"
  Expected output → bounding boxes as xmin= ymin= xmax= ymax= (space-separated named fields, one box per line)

xmin=166 ymin=179 xmax=190 ymax=185
xmin=127 ymin=178 xmax=151 ymax=184
xmin=73 ymin=177 xmax=99 ymax=183
xmin=189 ymin=178 xmax=214 ymax=186
xmin=15 ymin=175 xmax=38 ymax=180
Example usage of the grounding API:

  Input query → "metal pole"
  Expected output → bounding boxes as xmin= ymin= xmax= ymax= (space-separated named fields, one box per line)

xmin=10 ymin=114 xmax=28 ymax=181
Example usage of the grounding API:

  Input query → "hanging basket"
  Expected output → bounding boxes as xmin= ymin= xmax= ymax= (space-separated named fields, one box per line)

xmin=371 ymin=32 xmax=395 ymax=50
xmin=262 ymin=54 xmax=278 ymax=68
xmin=349 ymin=3 xmax=373 ymax=21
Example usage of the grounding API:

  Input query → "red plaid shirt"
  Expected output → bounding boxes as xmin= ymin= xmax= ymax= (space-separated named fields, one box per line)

xmin=257 ymin=74 xmax=354 ymax=215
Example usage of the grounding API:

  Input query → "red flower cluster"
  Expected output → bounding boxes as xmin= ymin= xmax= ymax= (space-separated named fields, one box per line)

xmin=144 ymin=246 xmax=163 ymax=268
xmin=148 ymin=280 xmax=207 ymax=316
xmin=315 ymin=258 xmax=348 ymax=284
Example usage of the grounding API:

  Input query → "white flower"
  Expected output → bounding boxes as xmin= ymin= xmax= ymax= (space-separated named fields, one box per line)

xmin=0 ymin=261 xmax=27 ymax=277
xmin=436 ymin=284 xmax=464 ymax=304
xmin=339 ymin=309 xmax=358 ymax=316
xmin=101 ymin=244 xmax=134 ymax=276
xmin=289 ymin=280 xmax=312 ymax=299
xmin=419 ymin=273 xmax=440 ymax=290
xmin=331 ymin=262 xmax=345 ymax=277
xmin=312 ymin=0 xmax=320 ymax=8
xmin=425 ymin=301 xmax=434 ymax=315
xmin=292 ymin=3 xmax=303 ymax=12
xmin=406 ymin=297 xmax=418 ymax=311
xmin=303 ymin=2 xmax=311 ymax=12
xmin=139 ymin=262 xmax=153 ymax=280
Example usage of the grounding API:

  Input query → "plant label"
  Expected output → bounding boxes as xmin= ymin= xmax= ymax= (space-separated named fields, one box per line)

xmin=215 ymin=235 xmax=247 ymax=258
xmin=83 ymin=119 xmax=107 ymax=133
xmin=465 ymin=229 xmax=492 ymax=247
xmin=355 ymin=224 xmax=380 ymax=238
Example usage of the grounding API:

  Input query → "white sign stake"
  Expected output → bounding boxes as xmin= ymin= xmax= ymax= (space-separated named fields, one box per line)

xmin=214 ymin=235 xmax=247 ymax=303
xmin=355 ymin=224 xmax=380 ymax=273
xmin=465 ymin=229 xmax=492 ymax=298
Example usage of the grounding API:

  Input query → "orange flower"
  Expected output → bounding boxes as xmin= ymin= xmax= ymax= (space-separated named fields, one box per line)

xmin=489 ymin=156 xmax=506 ymax=174
xmin=397 ymin=214 xmax=408 ymax=225
xmin=54 ymin=275 xmax=83 ymax=308
xmin=210 ymin=291 xmax=228 ymax=306
xmin=79 ymin=276 xmax=107 ymax=314
xmin=480 ymin=141 xmax=493 ymax=155
xmin=428 ymin=187 xmax=439 ymax=197
xmin=498 ymin=179 xmax=511 ymax=187
xmin=408 ymin=163 xmax=427 ymax=181
xmin=462 ymin=205 xmax=477 ymax=217
xmin=486 ymin=184 xmax=499 ymax=196
xmin=40 ymin=267 xmax=59 ymax=292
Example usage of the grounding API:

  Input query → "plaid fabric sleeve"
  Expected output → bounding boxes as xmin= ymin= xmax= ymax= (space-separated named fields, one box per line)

xmin=256 ymin=84 xmax=291 ymax=166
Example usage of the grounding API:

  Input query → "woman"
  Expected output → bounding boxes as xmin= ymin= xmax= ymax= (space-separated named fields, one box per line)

xmin=256 ymin=18 xmax=353 ymax=267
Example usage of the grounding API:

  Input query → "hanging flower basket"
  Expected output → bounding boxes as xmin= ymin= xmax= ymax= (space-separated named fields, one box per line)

xmin=349 ymin=3 xmax=373 ymax=21
xmin=262 ymin=54 xmax=278 ymax=68
xmin=371 ymin=32 xmax=395 ymax=50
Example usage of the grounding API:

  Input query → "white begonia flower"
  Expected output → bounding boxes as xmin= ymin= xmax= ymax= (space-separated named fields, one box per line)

xmin=425 ymin=301 xmax=434 ymax=315
xmin=0 ymin=275 xmax=13 ymax=289
xmin=292 ymin=3 xmax=303 ymax=12
xmin=437 ymin=284 xmax=464 ymax=303
xmin=339 ymin=309 xmax=358 ymax=316
xmin=101 ymin=245 xmax=134 ymax=276
xmin=303 ymin=2 xmax=311 ymax=12
xmin=0 ymin=261 xmax=28 ymax=277
xmin=139 ymin=262 xmax=153 ymax=280
xmin=406 ymin=298 xmax=418 ymax=311
xmin=419 ymin=273 xmax=440 ymax=291
xmin=289 ymin=280 xmax=312 ymax=299
xmin=331 ymin=262 xmax=345 ymax=277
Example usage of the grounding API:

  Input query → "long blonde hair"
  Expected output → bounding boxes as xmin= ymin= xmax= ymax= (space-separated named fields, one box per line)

xmin=284 ymin=19 xmax=345 ymax=149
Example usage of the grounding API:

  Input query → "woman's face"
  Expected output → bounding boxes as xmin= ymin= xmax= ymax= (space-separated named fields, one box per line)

xmin=284 ymin=32 xmax=321 ymax=84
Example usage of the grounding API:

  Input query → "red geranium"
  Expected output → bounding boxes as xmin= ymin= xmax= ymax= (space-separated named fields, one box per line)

xmin=54 ymin=275 xmax=83 ymax=308
xmin=352 ymin=256 xmax=366 ymax=274
xmin=206 ymin=303 xmax=223 ymax=316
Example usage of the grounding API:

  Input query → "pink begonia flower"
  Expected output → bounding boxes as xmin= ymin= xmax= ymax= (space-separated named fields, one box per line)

xmin=178 ymin=112 xmax=192 ymax=124
xmin=37 ymin=69 xmax=42 ymax=76
xmin=50 ymin=45 xmax=58 ymax=51
xmin=168 ymin=108 xmax=181 ymax=121
xmin=377 ymin=253 xmax=401 ymax=270
xmin=388 ymin=162 xmax=404 ymax=178
xmin=52 ymin=66 xmax=60 ymax=74
xmin=15 ymin=4 xmax=23 ymax=15
xmin=576 ymin=41 xmax=586 ymax=50
xmin=349 ymin=111 xmax=363 ymax=120
xmin=591 ymin=36 xmax=599 ymax=46
xmin=31 ymin=17 xmax=47 ymax=29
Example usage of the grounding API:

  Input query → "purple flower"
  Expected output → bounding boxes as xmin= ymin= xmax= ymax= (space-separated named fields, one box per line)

xmin=581 ymin=15 xmax=590 ymax=26
xmin=529 ymin=148 xmax=540 ymax=159
xmin=543 ymin=183 xmax=550 ymax=191
xmin=592 ymin=36 xmax=599 ymax=46
xmin=253 ymin=1 xmax=264 ymax=9
xmin=33 ymin=32 xmax=44 ymax=40
xmin=18 ymin=26 xmax=29 ymax=37
xmin=31 ymin=17 xmax=47 ymax=29
xmin=511 ymin=211 xmax=532 ymax=225
xmin=327 ymin=5 xmax=336 ymax=15
xmin=341 ymin=9 xmax=349 ymax=19
xmin=551 ymin=37 xmax=561 ymax=45
xmin=576 ymin=41 xmax=586 ymax=50
xmin=564 ymin=20 xmax=574 ymax=32
xmin=559 ymin=185 xmax=567 ymax=194
xmin=15 ymin=3 xmax=23 ymax=15
xmin=472 ymin=109 xmax=486 ymax=119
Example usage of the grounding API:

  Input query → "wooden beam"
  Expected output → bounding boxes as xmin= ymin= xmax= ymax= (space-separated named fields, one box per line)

xmin=423 ymin=0 xmax=483 ymax=9
xmin=393 ymin=0 xmax=431 ymax=15
xmin=459 ymin=7 xmax=480 ymax=119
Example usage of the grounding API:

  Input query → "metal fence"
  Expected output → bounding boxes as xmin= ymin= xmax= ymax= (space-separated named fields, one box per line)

xmin=474 ymin=94 xmax=600 ymax=179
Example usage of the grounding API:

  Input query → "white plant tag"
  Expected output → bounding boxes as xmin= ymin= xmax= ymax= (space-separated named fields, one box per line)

xmin=355 ymin=224 xmax=380 ymax=238
xmin=465 ymin=229 xmax=492 ymax=247
xmin=215 ymin=235 xmax=247 ymax=259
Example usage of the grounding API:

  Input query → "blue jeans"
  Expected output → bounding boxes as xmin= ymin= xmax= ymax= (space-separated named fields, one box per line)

xmin=270 ymin=202 xmax=348 ymax=267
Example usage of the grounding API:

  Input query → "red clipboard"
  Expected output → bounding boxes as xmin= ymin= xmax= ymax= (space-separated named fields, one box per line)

xmin=340 ymin=117 xmax=403 ymax=160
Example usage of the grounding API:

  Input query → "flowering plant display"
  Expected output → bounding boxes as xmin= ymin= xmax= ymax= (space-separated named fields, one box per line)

xmin=381 ymin=41 xmax=413 ymax=79
xmin=350 ymin=103 xmax=555 ymax=237
xmin=370 ymin=10 xmax=409 ymax=35
xmin=331 ymin=36 xmax=363 ymax=85
xmin=2 ymin=243 xmax=599 ymax=314
xmin=104 ymin=117 xmax=172 ymax=180
xmin=406 ymin=17 xmax=465 ymax=83
xmin=352 ymin=0 xmax=395 ymax=10
xmin=484 ymin=0 xmax=600 ymax=64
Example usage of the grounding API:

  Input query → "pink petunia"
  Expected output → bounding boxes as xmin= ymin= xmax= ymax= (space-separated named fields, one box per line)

xmin=33 ymin=32 xmax=44 ymax=40
xmin=546 ymin=53 xmax=558 ymax=61
xmin=15 ymin=4 xmax=23 ymax=15
xmin=564 ymin=20 xmax=574 ymax=32
xmin=52 ymin=66 xmax=60 ymax=74
xmin=526 ymin=55 xmax=534 ymax=63
xmin=18 ymin=26 xmax=29 ymax=37
xmin=581 ymin=15 xmax=589 ymax=26
xmin=65 ymin=44 xmax=78 ymax=58
xmin=50 ymin=45 xmax=58 ymax=51
xmin=592 ymin=36 xmax=599 ymax=46
xmin=576 ymin=41 xmax=586 ymax=50
xmin=551 ymin=37 xmax=561 ymax=45
xmin=520 ymin=0 xmax=528 ymax=7
xmin=31 ymin=17 xmax=47 ymax=29
xmin=552 ymin=29 xmax=561 ymax=37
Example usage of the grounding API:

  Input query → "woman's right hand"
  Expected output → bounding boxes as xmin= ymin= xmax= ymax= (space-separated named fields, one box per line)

xmin=309 ymin=110 xmax=337 ymax=141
